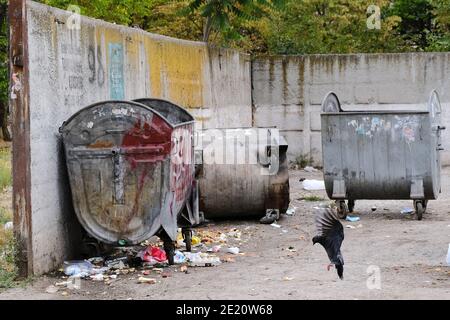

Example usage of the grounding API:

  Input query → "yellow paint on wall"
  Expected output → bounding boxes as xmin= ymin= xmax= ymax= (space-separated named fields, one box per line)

xmin=146 ymin=38 xmax=206 ymax=109
xmin=145 ymin=38 xmax=162 ymax=100
xmin=94 ymin=26 xmax=206 ymax=110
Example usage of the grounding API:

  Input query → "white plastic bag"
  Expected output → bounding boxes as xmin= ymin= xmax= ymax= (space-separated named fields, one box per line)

xmin=302 ymin=180 xmax=325 ymax=191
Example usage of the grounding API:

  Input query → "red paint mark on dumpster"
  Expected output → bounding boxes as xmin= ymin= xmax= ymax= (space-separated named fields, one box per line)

xmin=170 ymin=125 xmax=194 ymax=209
xmin=116 ymin=114 xmax=173 ymax=231
xmin=122 ymin=115 xmax=172 ymax=169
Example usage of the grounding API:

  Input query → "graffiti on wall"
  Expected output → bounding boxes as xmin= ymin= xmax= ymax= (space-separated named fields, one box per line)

xmin=109 ymin=43 xmax=125 ymax=100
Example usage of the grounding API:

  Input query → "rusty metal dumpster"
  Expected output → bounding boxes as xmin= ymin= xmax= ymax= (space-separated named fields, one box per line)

xmin=321 ymin=90 xmax=445 ymax=220
xmin=195 ymin=128 xmax=290 ymax=220
xmin=60 ymin=100 xmax=199 ymax=261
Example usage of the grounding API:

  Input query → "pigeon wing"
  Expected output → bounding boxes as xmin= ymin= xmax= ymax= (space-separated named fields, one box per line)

xmin=314 ymin=207 xmax=344 ymax=265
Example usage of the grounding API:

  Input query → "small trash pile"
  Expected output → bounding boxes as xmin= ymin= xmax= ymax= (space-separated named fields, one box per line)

xmin=54 ymin=227 xmax=246 ymax=291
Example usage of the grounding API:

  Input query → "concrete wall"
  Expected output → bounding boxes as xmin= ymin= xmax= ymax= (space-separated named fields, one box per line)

xmin=19 ymin=1 xmax=450 ymax=275
xmin=252 ymin=54 xmax=450 ymax=166
xmin=25 ymin=1 xmax=251 ymax=274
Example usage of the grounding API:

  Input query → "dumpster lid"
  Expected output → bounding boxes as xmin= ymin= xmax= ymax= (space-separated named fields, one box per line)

xmin=59 ymin=100 xmax=183 ymax=133
xmin=134 ymin=98 xmax=194 ymax=127
xmin=321 ymin=91 xmax=442 ymax=116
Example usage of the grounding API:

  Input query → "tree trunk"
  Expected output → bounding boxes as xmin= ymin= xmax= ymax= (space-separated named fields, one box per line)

xmin=203 ymin=16 xmax=212 ymax=42
xmin=0 ymin=101 xmax=11 ymax=142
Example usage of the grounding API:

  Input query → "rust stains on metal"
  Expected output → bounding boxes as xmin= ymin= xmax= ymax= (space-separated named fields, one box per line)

xmin=87 ymin=140 xmax=114 ymax=149
xmin=121 ymin=116 xmax=172 ymax=167
xmin=61 ymin=100 xmax=196 ymax=244
xmin=10 ymin=0 xmax=33 ymax=278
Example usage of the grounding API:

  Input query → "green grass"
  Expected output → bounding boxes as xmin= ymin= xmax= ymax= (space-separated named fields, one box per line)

xmin=0 ymin=148 xmax=11 ymax=191
xmin=293 ymin=153 xmax=314 ymax=169
xmin=0 ymin=228 xmax=17 ymax=289
xmin=0 ymin=207 xmax=10 ymax=225
xmin=0 ymin=146 xmax=15 ymax=289
xmin=303 ymin=196 xmax=324 ymax=202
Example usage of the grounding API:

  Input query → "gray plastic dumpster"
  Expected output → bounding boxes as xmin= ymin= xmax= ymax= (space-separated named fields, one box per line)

xmin=321 ymin=90 xmax=445 ymax=220
xmin=60 ymin=100 xmax=199 ymax=262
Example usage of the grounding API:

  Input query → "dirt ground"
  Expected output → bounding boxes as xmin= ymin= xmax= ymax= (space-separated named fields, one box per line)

xmin=1 ymin=168 xmax=449 ymax=300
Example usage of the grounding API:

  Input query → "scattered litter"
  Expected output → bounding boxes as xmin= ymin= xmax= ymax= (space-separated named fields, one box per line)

xmin=196 ymin=230 xmax=228 ymax=244
xmin=283 ymin=277 xmax=294 ymax=281
xmin=90 ymin=273 xmax=104 ymax=281
xmin=260 ymin=209 xmax=279 ymax=224
xmin=46 ymin=285 xmax=59 ymax=294
xmin=106 ymin=260 xmax=126 ymax=270
xmin=174 ymin=250 xmax=186 ymax=264
xmin=184 ymin=252 xmax=221 ymax=267
xmin=138 ymin=246 xmax=167 ymax=263
xmin=58 ymin=225 xmax=247 ymax=284
xmin=346 ymin=225 xmax=356 ymax=229
xmin=285 ymin=208 xmax=296 ymax=216
xmin=371 ymin=206 xmax=377 ymax=212
xmin=176 ymin=230 xmax=185 ymax=247
xmin=4 ymin=221 xmax=13 ymax=231
xmin=226 ymin=247 xmax=240 ymax=255
xmin=207 ymin=245 xmax=222 ymax=253
xmin=223 ymin=257 xmax=235 ymax=263
xmin=302 ymin=180 xmax=325 ymax=191
xmin=226 ymin=229 xmax=242 ymax=240
xmin=138 ymin=277 xmax=156 ymax=284
xmin=304 ymin=166 xmax=318 ymax=173
xmin=270 ymin=223 xmax=281 ymax=228
xmin=88 ymin=257 xmax=104 ymax=265
xmin=55 ymin=280 xmax=71 ymax=287
xmin=282 ymin=230 xmax=288 ymax=234
xmin=345 ymin=215 xmax=360 ymax=222
xmin=61 ymin=291 xmax=68 ymax=297
xmin=401 ymin=208 xmax=414 ymax=215
xmin=191 ymin=236 xmax=201 ymax=246
xmin=287 ymin=247 xmax=296 ymax=252
xmin=63 ymin=260 xmax=93 ymax=277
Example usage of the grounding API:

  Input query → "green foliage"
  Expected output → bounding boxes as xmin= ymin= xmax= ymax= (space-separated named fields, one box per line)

xmin=428 ymin=0 xmax=450 ymax=51
xmin=0 ymin=0 xmax=8 ymax=105
xmin=0 ymin=228 xmax=17 ymax=290
xmin=40 ymin=0 xmax=204 ymax=41
xmin=293 ymin=153 xmax=314 ymax=169
xmin=35 ymin=0 xmax=450 ymax=54
xmin=0 ymin=148 xmax=11 ymax=191
xmin=185 ymin=0 xmax=284 ymax=42
xmin=303 ymin=196 xmax=325 ymax=202
xmin=388 ymin=0 xmax=435 ymax=50
xmin=265 ymin=0 xmax=405 ymax=55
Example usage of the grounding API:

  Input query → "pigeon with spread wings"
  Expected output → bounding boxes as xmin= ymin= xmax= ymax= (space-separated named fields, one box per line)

xmin=312 ymin=206 xmax=345 ymax=280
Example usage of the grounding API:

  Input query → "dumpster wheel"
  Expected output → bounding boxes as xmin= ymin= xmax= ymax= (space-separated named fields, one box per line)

xmin=336 ymin=200 xmax=349 ymax=220
xmin=414 ymin=200 xmax=427 ymax=221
